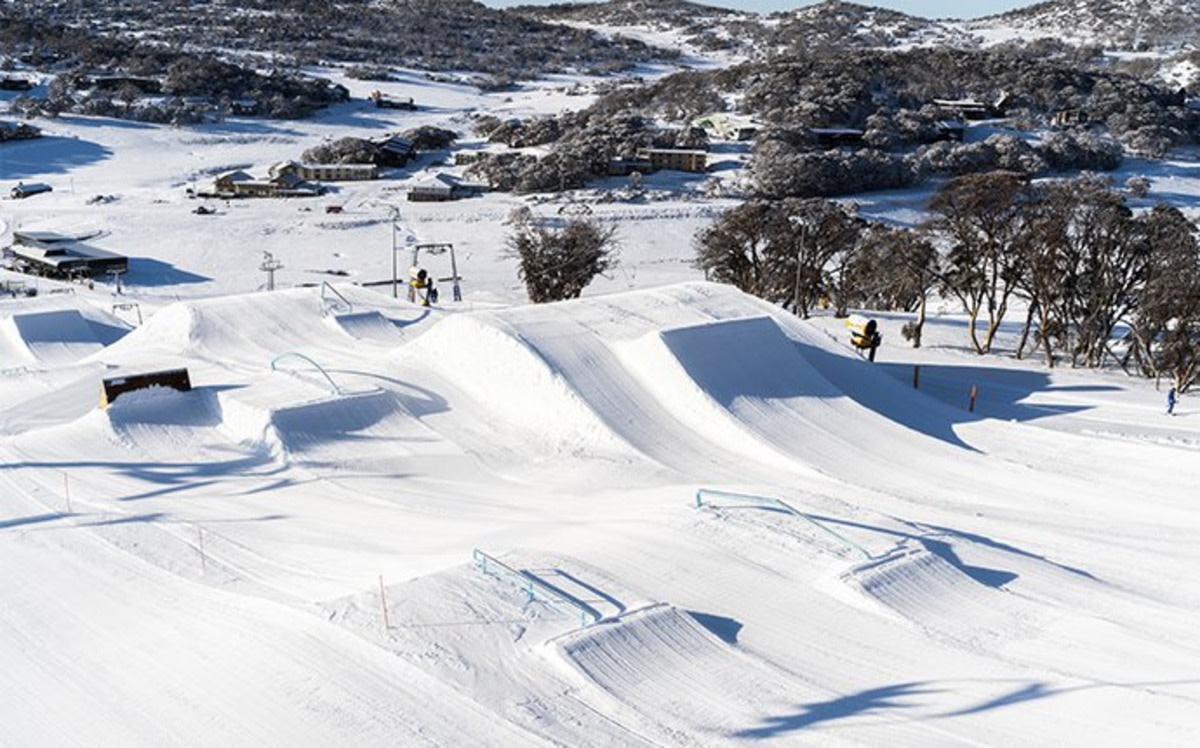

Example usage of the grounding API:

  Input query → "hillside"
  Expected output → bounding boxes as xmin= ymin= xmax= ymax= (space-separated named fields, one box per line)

xmin=0 ymin=0 xmax=674 ymax=79
xmin=2 ymin=280 xmax=1199 ymax=744
xmin=770 ymin=1 xmax=978 ymax=53
xmin=515 ymin=0 xmax=976 ymax=58
xmin=978 ymin=0 xmax=1200 ymax=51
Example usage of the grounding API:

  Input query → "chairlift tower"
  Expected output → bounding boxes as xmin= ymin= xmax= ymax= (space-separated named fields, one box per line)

xmin=260 ymin=251 xmax=283 ymax=291
xmin=108 ymin=268 xmax=126 ymax=295
xmin=388 ymin=206 xmax=404 ymax=299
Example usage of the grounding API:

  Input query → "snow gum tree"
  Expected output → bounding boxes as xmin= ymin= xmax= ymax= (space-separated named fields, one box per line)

xmin=1052 ymin=178 xmax=1146 ymax=368
xmin=1014 ymin=180 xmax=1075 ymax=366
xmin=693 ymin=201 xmax=792 ymax=304
xmin=694 ymin=198 xmax=864 ymax=318
xmin=1130 ymin=205 xmax=1200 ymax=392
xmin=505 ymin=213 xmax=619 ymax=303
xmin=926 ymin=171 xmax=1032 ymax=354
xmin=847 ymin=225 xmax=939 ymax=348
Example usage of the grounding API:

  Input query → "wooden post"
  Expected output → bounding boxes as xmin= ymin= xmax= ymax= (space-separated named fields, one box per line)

xmin=196 ymin=525 xmax=207 ymax=574
xmin=378 ymin=574 xmax=391 ymax=631
xmin=912 ymin=365 xmax=920 ymax=390
xmin=969 ymin=385 xmax=978 ymax=413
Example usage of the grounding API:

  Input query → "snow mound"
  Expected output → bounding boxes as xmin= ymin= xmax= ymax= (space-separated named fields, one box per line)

xmin=409 ymin=313 xmax=638 ymax=461
xmin=107 ymin=285 xmax=428 ymax=366
xmin=217 ymin=379 xmax=409 ymax=456
xmin=554 ymin=603 xmax=809 ymax=742
xmin=105 ymin=385 xmax=218 ymax=427
xmin=2 ymin=309 xmax=103 ymax=365
xmin=618 ymin=315 xmax=842 ymax=471
xmin=842 ymin=544 xmax=1035 ymax=645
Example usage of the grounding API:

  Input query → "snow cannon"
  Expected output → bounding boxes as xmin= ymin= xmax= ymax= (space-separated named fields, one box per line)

xmin=845 ymin=314 xmax=882 ymax=361
xmin=408 ymin=266 xmax=437 ymax=307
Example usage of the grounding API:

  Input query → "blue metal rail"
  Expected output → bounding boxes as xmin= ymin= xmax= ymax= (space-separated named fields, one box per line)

xmin=472 ymin=549 xmax=600 ymax=627
xmin=695 ymin=488 xmax=871 ymax=560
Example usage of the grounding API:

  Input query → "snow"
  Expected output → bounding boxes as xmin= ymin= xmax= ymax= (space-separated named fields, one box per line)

xmin=2 ymin=61 xmax=1200 ymax=747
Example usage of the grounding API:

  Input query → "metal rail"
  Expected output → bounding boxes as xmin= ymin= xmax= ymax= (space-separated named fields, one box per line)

xmin=695 ymin=488 xmax=871 ymax=560
xmin=269 ymin=352 xmax=342 ymax=395
xmin=472 ymin=549 xmax=599 ymax=627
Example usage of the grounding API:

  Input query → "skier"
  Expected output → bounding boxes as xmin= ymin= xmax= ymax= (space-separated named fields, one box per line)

xmin=1167 ymin=386 xmax=1177 ymax=416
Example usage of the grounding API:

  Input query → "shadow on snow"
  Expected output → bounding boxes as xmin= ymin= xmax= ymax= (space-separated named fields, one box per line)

xmin=0 ymin=135 xmax=113 ymax=178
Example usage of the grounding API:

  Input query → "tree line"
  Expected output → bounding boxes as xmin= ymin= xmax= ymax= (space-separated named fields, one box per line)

xmin=695 ymin=171 xmax=1200 ymax=392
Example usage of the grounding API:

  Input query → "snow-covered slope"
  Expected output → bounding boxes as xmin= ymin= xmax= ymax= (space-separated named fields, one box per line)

xmin=2 ymin=281 xmax=1199 ymax=745
xmin=971 ymin=0 xmax=1200 ymax=50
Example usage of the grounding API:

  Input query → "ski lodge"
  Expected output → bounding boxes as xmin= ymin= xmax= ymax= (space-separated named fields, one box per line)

xmin=8 ymin=231 xmax=128 ymax=279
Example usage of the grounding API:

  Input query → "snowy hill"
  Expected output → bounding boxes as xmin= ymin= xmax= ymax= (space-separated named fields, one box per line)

xmin=770 ymin=1 xmax=979 ymax=52
xmin=973 ymin=0 xmax=1200 ymax=51
xmin=517 ymin=0 xmax=977 ymax=60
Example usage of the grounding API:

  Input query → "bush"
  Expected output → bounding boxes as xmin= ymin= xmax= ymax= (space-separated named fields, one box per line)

xmin=505 ymin=213 xmax=619 ymax=302
xmin=1039 ymin=131 xmax=1124 ymax=171
xmin=465 ymin=152 xmax=538 ymax=192
xmin=753 ymin=141 xmax=914 ymax=198
xmin=401 ymin=125 xmax=458 ymax=152
xmin=302 ymin=137 xmax=379 ymax=165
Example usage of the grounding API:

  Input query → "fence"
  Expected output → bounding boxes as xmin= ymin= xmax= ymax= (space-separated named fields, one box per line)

xmin=694 ymin=488 xmax=871 ymax=560
xmin=472 ymin=549 xmax=600 ymax=627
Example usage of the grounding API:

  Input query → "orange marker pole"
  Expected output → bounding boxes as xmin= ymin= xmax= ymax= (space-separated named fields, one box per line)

xmin=969 ymin=385 xmax=978 ymax=413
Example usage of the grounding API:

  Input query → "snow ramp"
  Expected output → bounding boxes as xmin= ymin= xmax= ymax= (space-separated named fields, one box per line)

xmin=327 ymin=311 xmax=406 ymax=345
xmin=105 ymin=286 xmax=431 ymax=367
xmin=618 ymin=316 xmax=855 ymax=473
xmin=408 ymin=314 xmax=640 ymax=464
xmin=620 ymin=314 xmax=995 ymax=494
xmin=411 ymin=299 xmax=828 ymax=482
xmin=841 ymin=544 xmax=1039 ymax=645
xmin=554 ymin=604 xmax=817 ymax=745
xmin=1 ymin=309 xmax=103 ymax=365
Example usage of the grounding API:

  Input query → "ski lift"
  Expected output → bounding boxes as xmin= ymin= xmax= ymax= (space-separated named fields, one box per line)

xmin=410 ymin=243 xmax=462 ymax=302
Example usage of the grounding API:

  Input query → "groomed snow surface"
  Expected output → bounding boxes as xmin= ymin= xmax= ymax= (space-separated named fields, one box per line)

xmin=2 ymin=279 xmax=1199 ymax=746
xmin=2 ymin=59 xmax=1200 ymax=746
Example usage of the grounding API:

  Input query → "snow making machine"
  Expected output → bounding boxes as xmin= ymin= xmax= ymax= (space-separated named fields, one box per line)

xmin=845 ymin=314 xmax=882 ymax=361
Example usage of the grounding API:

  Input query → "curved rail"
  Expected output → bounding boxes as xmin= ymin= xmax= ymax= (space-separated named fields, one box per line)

xmin=269 ymin=352 xmax=342 ymax=395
